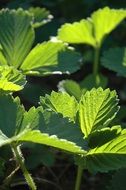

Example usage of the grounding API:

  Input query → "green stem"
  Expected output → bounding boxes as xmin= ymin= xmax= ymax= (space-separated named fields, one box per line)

xmin=75 ymin=166 xmax=83 ymax=190
xmin=93 ymin=46 xmax=100 ymax=86
xmin=12 ymin=145 xmax=37 ymax=190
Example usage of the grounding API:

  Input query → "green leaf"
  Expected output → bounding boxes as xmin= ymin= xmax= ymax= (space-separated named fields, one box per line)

xmin=101 ymin=47 xmax=126 ymax=77
xmin=17 ymin=108 xmax=87 ymax=154
xmin=20 ymin=82 xmax=51 ymax=105
xmin=80 ymin=74 xmax=108 ymax=91
xmin=0 ymin=94 xmax=87 ymax=154
xmin=0 ymin=94 xmax=24 ymax=138
xmin=58 ymin=80 xmax=82 ymax=101
xmin=58 ymin=76 xmax=108 ymax=101
xmin=40 ymin=91 xmax=78 ymax=122
xmin=0 ymin=8 xmax=35 ymax=68
xmin=88 ymin=126 xmax=122 ymax=149
xmin=58 ymin=19 xmax=96 ymax=47
xmin=86 ymin=131 xmax=126 ymax=172
xmin=0 ymin=66 xmax=26 ymax=92
xmin=79 ymin=88 xmax=119 ymax=137
xmin=0 ymin=94 xmax=39 ymax=147
xmin=0 ymin=45 xmax=7 ymax=65
xmin=0 ymin=94 xmax=38 ymax=135
xmin=18 ymin=130 xmax=85 ymax=154
xmin=38 ymin=109 xmax=86 ymax=149
xmin=58 ymin=7 xmax=126 ymax=47
xmin=29 ymin=7 xmax=53 ymax=28
xmin=91 ymin=7 xmax=126 ymax=44
xmin=111 ymin=106 xmax=126 ymax=125
xmin=26 ymin=145 xmax=55 ymax=169
xmin=20 ymin=40 xmax=81 ymax=76
xmin=0 ymin=130 xmax=10 ymax=147
xmin=20 ymin=107 xmax=40 ymax=132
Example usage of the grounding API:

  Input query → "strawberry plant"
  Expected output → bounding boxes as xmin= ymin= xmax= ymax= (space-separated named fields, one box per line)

xmin=1 ymin=88 xmax=126 ymax=190
xmin=0 ymin=8 xmax=81 ymax=92
xmin=57 ymin=7 xmax=126 ymax=96
xmin=0 ymin=3 xmax=126 ymax=190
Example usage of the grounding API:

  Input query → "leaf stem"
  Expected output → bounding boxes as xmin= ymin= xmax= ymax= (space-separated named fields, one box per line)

xmin=12 ymin=145 xmax=37 ymax=190
xmin=93 ymin=46 xmax=100 ymax=86
xmin=75 ymin=165 xmax=83 ymax=190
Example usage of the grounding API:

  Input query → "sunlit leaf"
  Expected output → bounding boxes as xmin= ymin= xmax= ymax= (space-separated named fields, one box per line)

xmin=0 ymin=95 xmax=87 ymax=154
xmin=0 ymin=66 xmax=26 ymax=92
xmin=58 ymin=7 xmax=126 ymax=47
xmin=40 ymin=91 xmax=78 ymax=121
xmin=18 ymin=107 xmax=40 ymax=133
xmin=18 ymin=130 xmax=86 ymax=154
xmin=0 ymin=8 xmax=35 ymax=68
xmin=29 ymin=7 xmax=53 ymax=28
xmin=86 ymin=130 xmax=126 ymax=172
xmin=58 ymin=19 xmax=96 ymax=47
xmin=79 ymin=88 xmax=119 ymax=137
xmin=92 ymin=7 xmax=126 ymax=44
xmin=17 ymin=108 xmax=87 ymax=154
xmin=21 ymin=40 xmax=81 ymax=76
xmin=88 ymin=125 xmax=122 ymax=149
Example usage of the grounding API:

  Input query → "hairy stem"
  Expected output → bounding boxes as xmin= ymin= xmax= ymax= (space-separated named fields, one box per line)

xmin=75 ymin=166 xmax=83 ymax=190
xmin=93 ymin=46 xmax=100 ymax=86
xmin=12 ymin=145 xmax=37 ymax=190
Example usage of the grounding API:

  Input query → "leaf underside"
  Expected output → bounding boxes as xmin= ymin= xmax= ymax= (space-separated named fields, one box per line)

xmin=18 ymin=130 xmax=85 ymax=154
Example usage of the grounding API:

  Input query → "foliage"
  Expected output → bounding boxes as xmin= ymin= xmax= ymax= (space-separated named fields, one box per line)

xmin=40 ymin=88 xmax=126 ymax=173
xmin=58 ymin=7 xmax=126 ymax=47
xmin=0 ymin=87 xmax=126 ymax=189
xmin=0 ymin=8 xmax=81 ymax=93
xmin=0 ymin=2 xmax=126 ymax=190
xmin=20 ymin=40 xmax=81 ymax=76
xmin=101 ymin=47 xmax=126 ymax=77
xmin=0 ymin=66 xmax=26 ymax=92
